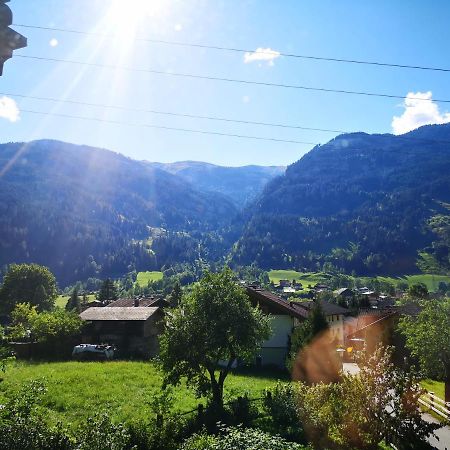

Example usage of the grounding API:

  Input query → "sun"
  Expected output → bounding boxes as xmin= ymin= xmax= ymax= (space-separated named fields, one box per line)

xmin=107 ymin=0 xmax=167 ymax=36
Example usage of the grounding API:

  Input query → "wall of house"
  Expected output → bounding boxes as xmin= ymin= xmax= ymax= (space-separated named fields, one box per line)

xmin=259 ymin=315 xmax=293 ymax=368
xmin=326 ymin=314 xmax=344 ymax=345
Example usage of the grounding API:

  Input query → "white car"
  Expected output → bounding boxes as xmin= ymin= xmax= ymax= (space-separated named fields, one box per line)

xmin=72 ymin=344 xmax=115 ymax=360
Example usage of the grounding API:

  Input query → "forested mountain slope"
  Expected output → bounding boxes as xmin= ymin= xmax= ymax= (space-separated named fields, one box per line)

xmin=0 ymin=140 xmax=237 ymax=284
xmin=150 ymin=161 xmax=285 ymax=207
xmin=231 ymin=123 xmax=450 ymax=275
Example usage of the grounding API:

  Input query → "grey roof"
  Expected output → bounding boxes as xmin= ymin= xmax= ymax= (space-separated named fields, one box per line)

xmin=107 ymin=297 xmax=168 ymax=308
xmin=80 ymin=307 xmax=159 ymax=321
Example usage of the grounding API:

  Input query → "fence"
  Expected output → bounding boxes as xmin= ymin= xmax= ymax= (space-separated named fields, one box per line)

xmin=419 ymin=391 xmax=450 ymax=421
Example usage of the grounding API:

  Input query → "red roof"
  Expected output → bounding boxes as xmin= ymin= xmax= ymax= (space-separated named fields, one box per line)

xmin=246 ymin=286 xmax=307 ymax=321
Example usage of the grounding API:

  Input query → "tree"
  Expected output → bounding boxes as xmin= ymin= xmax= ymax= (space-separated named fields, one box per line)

xmin=159 ymin=268 xmax=271 ymax=408
xmin=296 ymin=346 xmax=439 ymax=449
xmin=0 ymin=264 xmax=57 ymax=315
xmin=97 ymin=279 xmax=118 ymax=303
xmin=288 ymin=301 xmax=329 ymax=370
xmin=66 ymin=288 xmax=81 ymax=312
xmin=168 ymin=281 xmax=182 ymax=308
xmin=398 ymin=298 xmax=450 ymax=403
xmin=407 ymin=282 xmax=429 ymax=300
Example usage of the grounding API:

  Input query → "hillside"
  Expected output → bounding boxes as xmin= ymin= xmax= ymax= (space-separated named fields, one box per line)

xmin=150 ymin=161 xmax=285 ymax=207
xmin=0 ymin=140 xmax=238 ymax=284
xmin=231 ymin=123 xmax=450 ymax=275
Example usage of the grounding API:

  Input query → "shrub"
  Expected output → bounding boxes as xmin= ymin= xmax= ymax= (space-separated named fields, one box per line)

xmin=181 ymin=425 xmax=311 ymax=450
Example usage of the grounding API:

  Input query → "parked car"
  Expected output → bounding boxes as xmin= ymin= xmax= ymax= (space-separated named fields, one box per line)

xmin=72 ymin=344 xmax=115 ymax=361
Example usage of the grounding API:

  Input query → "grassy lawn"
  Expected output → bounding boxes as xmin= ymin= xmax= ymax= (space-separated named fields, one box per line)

xmin=0 ymin=361 xmax=283 ymax=427
xmin=376 ymin=274 xmax=450 ymax=292
xmin=136 ymin=271 xmax=163 ymax=287
xmin=269 ymin=270 xmax=331 ymax=292
xmin=56 ymin=294 xmax=96 ymax=309
xmin=420 ymin=379 xmax=445 ymax=400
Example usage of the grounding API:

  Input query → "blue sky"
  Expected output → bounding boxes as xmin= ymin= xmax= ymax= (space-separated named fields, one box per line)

xmin=1 ymin=0 xmax=450 ymax=166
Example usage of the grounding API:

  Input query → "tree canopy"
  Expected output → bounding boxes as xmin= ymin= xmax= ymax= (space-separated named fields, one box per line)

xmin=159 ymin=268 xmax=271 ymax=407
xmin=398 ymin=298 xmax=450 ymax=402
xmin=0 ymin=264 xmax=57 ymax=315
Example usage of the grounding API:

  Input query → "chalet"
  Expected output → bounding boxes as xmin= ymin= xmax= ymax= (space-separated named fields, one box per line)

xmin=80 ymin=306 xmax=164 ymax=358
xmin=245 ymin=286 xmax=350 ymax=367
xmin=278 ymin=279 xmax=290 ymax=288
xmin=290 ymin=300 xmax=349 ymax=345
xmin=246 ymin=286 xmax=307 ymax=367
xmin=333 ymin=287 xmax=353 ymax=299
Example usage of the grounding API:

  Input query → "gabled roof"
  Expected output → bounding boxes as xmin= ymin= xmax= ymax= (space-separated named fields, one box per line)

xmin=107 ymin=297 xmax=168 ymax=308
xmin=334 ymin=287 xmax=352 ymax=295
xmin=80 ymin=307 xmax=160 ymax=321
xmin=291 ymin=300 xmax=349 ymax=317
xmin=245 ymin=286 xmax=306 ymax=321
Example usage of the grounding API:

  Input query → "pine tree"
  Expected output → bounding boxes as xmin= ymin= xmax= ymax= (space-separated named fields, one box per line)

xmin=97 ymin=279 xmax=118 ymax=303
xmin=66 ymin=288 xmax=81 ymax=312
xmin=168 ymin=281 xmax=182 ymax=308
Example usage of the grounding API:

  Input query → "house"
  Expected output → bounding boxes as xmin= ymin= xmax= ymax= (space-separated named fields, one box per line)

xmin=80 ymin=306 xmax=164 ymax=358
xmin=333 ymin=287 xmax=353 ymax=299
xmin=246 ymin=286 xmax=307 ymax=367
xmin=290 ymin=300 xmax=349 ymax=345
xmin=278 ymin=279 xmax=291 ymax=288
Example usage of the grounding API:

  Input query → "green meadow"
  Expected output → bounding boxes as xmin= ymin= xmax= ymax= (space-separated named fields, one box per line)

xmin=135 ymin=271 xmax=164 ymax=287
xmin=269 ymin=270 xmax=450 ymax=293
xmin=0 ymin=361 xmax=283 ymax=427
xmin=56 ymin=294 xmax=96 ymax=309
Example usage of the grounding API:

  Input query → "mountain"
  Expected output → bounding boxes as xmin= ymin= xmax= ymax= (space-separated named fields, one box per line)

xmin=231 ymin=123 xmax=450 ymax=275
xmin=0 ymin=140 xmax=237 ymax=284
xmin=150 ymin=161 xmax=285 ymax=207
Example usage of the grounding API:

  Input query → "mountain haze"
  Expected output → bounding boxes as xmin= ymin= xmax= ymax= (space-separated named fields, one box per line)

xmin=150 ymin=161 xmax=285 ymax=207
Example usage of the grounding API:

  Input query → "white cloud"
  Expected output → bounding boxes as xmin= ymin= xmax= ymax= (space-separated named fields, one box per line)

xmin=49 ymin=38 xmax=59 ymax=47
xmin=392 ymin=91 xmax=450 ymax=135
xmin=244 ymin=47 xmax=280 ymax=66
xmin=0 ymin=96 xmax=20 ymax=123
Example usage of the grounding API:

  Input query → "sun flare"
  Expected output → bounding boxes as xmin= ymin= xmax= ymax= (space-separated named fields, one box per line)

xmin=107 ymin=0 xmax=168 ymax=36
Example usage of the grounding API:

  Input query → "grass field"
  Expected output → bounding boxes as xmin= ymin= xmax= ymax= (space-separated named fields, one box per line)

xmin=136 ymin=271 xmax=164 ymax=287
xmin=269 ymin=270 xmax=331 ymax=292
xmin=420 ymin=379 xmax=445 ymax=400
xmin=269 ymin=270 xmax=450 ymax=293
xmin=0 ymin=361 xmax=283 ymax=427
xmin=376 ymin=274 xmax=450 ymax=292
xmin=56 ymin=294 xmax=96 ymax=309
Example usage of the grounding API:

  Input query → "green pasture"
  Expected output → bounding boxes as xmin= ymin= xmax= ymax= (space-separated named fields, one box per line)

xmin=0 ymin=361 xmax=283 ymax=427
xmin=135 ymin=271 xmax=164 ymax=287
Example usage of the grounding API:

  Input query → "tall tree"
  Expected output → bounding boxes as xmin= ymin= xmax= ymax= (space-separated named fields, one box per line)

xmin=0 ymin=264 xmax=57 ymax=315
xmin=159 ymin=268 xmax=271 ymax=408
xmin=168 ymin=281 xmax=182 ymax=308
xmin=97 ymin=279 xmax=118 ymax=303
xmin=398 ymin=299 xmax=450 ymax=403
xmin=66 ymin=288 xmax=81 ymax=312
xmin=288 ymin=301 xmax=329 ymax=369
xmin=407 ymin=282 xmax=429 ymax=300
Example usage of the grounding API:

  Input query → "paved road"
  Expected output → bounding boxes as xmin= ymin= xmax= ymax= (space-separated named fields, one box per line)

xmin=423 ymin=412 xmax=450 ymax=450
xmin=342 ymin=363 xmax=450 ymax=449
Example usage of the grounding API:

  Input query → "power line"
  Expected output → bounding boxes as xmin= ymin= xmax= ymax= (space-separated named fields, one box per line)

xmin=19 ymin=109 xmax=318 ymax=145
xmin=13 ymin=23 xmax=450 ymax=74
xmin=16 ymin=54 xmax=450 ymax=104
xmin=0 ymin=91 xmax=345 ymax=134
xmin=8 ymin=91 xmax=450 ymax=146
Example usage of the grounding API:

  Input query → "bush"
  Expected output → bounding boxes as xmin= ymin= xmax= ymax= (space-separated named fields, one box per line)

xmin=264 ymin=383 xmax=305 ymax=442
xmin=181 ymin=425 xmax=311 ymax=450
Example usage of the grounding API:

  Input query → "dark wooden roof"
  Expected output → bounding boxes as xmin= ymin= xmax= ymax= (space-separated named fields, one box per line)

xmin=291 ymin=300 xmax=349 ymax=317
xmin=107 ymin=297 xmax=168 ymax=308
xmin=246 ymin=286 xmax=307 ymax=320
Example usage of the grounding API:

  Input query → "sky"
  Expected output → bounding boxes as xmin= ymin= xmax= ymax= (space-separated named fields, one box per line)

xmin=0 ymin=0 xmax=450 ymax=166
